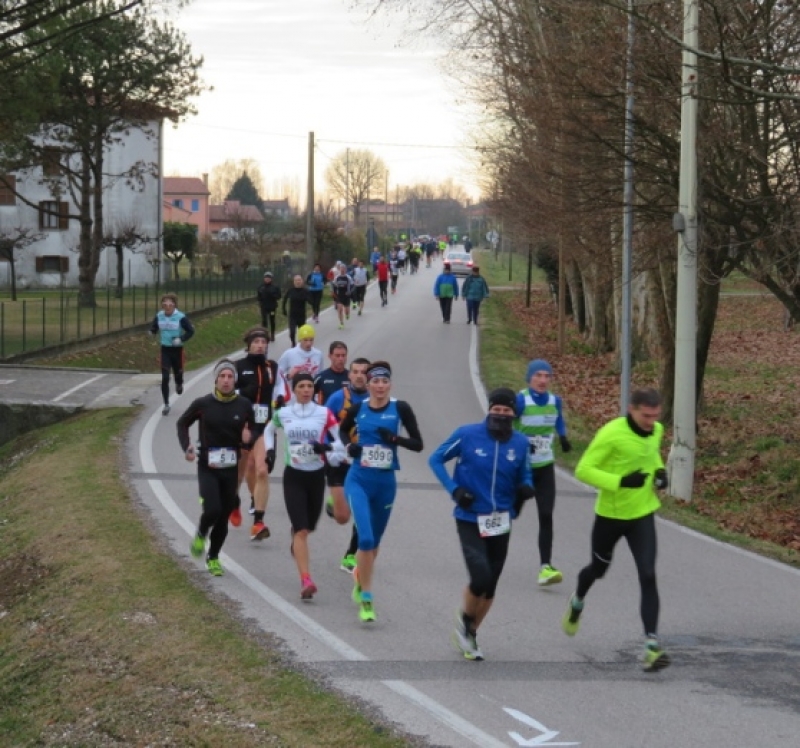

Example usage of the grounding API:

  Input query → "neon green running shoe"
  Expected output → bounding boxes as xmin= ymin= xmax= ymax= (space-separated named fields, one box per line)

xmin=190 ymin=533 xmax=205 ymax=558
xmin=351 ymin=568 xmax=362 ymax=604
xmin=538 ymin=564 xmax=563 ymax=587
xmin=642 ymin=641 xmax=671 ymax=672
xmin=562 ymin=594 xmax=583 ymax=636
xmin=359 ymin=600 xmax=376 ymax=622
xmin=206 ymin=558 xmax=224 ymax=577
xmin=340 ymin=554 xmax=357 ymax=574
xmin=325 ymin=495 xmax=335 ymax=519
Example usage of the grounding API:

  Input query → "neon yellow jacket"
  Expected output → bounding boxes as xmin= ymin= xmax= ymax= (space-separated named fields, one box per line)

xmin=575 ymin=416 xmax=664 ymax=520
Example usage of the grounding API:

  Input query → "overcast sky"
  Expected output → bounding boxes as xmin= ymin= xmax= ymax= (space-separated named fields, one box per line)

xmin=163 ymin=0 xmax=481 ymax=203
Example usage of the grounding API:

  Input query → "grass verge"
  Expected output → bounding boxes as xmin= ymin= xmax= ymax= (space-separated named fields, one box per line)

xmin=0 ymin=409 xmax=411 ymax=747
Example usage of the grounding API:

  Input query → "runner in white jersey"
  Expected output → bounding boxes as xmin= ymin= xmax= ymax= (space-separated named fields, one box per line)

xmin=264 ymin=372 xmax=346 ymax=600
xmin=277 ymin=324 xmax=324 ymax=393
xmin=351 ymin=259 xmax=369 ymax=316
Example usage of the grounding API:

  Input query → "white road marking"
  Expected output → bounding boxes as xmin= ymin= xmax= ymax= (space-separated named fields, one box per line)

xmin=52 ymin=373 xmax=106 ymax=402
xmin=504 ymin=707 xmax=580 ymax=746
xmin=0 ymin=379 xmax=15 ymax=385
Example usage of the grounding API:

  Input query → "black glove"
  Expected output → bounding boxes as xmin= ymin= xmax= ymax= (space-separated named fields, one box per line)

xmin=347 ymin=443 xmax=363 ymax=460
xmin=654 ymin=468 xmax=668 ymax=490
xmin=559 ymin=435 xmax=572 ymax=453
xmin=274 ymin=395 xmax=285 ymax=410
xmin=452 ymin=486 xmax=475 ymax=510
xmin=516 ymin=484 xmax=536 ymax=502
xmin=311 ymin=441 xmax=332 ymax=454
xmin=620 ymin=469 xmax=648 ymax=489
xmin=377 ymin=427 xmax=397 ymax=444
xmin=265 ymin=449 xmax=276 ymax=473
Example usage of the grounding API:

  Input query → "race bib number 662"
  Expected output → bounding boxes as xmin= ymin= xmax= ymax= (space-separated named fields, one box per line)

xmin=477 ymin=511 xmax=511 ymax=538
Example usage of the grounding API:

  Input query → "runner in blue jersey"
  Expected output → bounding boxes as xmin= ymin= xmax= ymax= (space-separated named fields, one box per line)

xmin=338 ymin=361 xmax=423 ymax=623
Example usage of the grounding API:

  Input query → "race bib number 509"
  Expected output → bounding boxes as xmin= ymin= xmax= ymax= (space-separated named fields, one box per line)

xmin=360 ymin=444 xmax=393 ymax=469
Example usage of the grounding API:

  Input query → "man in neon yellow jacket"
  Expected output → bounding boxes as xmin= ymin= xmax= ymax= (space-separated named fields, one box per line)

xmin=563 ymin=387 xmax=671 ymax=673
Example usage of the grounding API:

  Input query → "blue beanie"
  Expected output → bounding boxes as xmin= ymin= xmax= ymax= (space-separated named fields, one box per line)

xmin=526 ymin=359 xmax=553 ymax=381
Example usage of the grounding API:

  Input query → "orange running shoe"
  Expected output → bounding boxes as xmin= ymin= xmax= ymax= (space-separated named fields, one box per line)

xmin=229 ymin=507 xmax=242 ymax=527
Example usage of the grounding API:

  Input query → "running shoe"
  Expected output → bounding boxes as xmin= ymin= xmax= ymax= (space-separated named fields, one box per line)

xmin=250 ymin=521 xmax=270 ymax=541
xmin=357 ymin=309 xmax=362 ymax=316
xmin=451 ymin=610 xmax=483 ymax=661
xmin=642 ymin=641 xmax=671 ymax=672
xmin=325 ymin=495 xmax=334 ymax=518
xmin=189 ymin=533 xmax=205 ymax=558
xmin=562 ymin=594 xmax=584 ymax=636
xmin=176 ymin=384 xmax=183 ymax=395
xmin=338 ymin=323 xmax=344 ymax=330
xmin=359 ymin=599 xmax=376 ymax=622
xmin=340 ymin=554 xmax=357 ymax=573
xmin=229 ymin=507 xmax=242 ymax=527
xmin=248 ymin=496 xmax=255 ymax=515
xmin=538 ymin=564 xmax=563 ymax=587
xmin=351 ymin=567 xmax=362 ymax=604
xmin=162 ymin=404 xmax=170 ymax=416
xmin=300 ymin=575 xmax=317 ymax=600
xmin=206 ymin=558 xmax=224 ymax=576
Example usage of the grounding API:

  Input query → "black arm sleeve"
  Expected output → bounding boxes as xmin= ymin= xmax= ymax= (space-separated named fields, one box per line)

xmin=338 ymin=402 xmax=362 ymax=445
xmin=395 ymin=401 xmax=423 ymax=452
xmin=176 ymin=399 xmax=202 ymax=452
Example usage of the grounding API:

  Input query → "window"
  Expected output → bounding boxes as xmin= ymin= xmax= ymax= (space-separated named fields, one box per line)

xmin=38 ymin=200 xmax=69 ymax=230
xmin=191 ymin=199 xmax=199 ymax=212
xmin=42 ymin=147 xmax=63 ymax=178
xmin=172 ymin=198 xmax=183 ymax=209
xmin=35 ymin=255 xmax=69 ymax=273
xmin=0 ymin=175 xmax=15 ymax=206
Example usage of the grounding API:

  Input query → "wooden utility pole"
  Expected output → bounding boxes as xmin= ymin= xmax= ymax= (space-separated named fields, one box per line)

xmin=305 ymin=131 xmax=314 ymax=272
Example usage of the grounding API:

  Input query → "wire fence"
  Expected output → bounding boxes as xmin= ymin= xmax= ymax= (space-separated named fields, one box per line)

xmin=0 ymin=261 xmax=299 ymax=360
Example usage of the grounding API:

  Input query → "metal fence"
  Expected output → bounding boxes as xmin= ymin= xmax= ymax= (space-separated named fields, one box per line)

xmin=0 ymin=262 xmax=298 ymax=359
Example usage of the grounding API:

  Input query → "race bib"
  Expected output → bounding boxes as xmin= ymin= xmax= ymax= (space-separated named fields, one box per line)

xmin=208 ymin=447 xmax=237 ymax=468
xmin=253 ymin=404 xmax=270 ymax=424
xmin=529 ymin=434 xmax=554 ymax=460
xmin=360 ymin=444 xmax=393 ymax=469
xmin=289 ymin=441 xmax=317 ymax=465
xmin=477 ymin=511 xmax=511 ymax=538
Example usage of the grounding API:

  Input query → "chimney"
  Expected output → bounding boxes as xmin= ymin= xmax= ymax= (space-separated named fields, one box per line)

xmin=202 ymin=173 xmax=208 ymax=187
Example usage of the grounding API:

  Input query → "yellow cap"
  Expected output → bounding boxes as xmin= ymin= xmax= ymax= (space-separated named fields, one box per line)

xmin=297 ymin=324 xmax=315 ymax=340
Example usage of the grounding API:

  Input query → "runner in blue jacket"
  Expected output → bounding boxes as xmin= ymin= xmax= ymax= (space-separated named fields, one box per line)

xmin=429 ymin=387 xmax=534 ymax=661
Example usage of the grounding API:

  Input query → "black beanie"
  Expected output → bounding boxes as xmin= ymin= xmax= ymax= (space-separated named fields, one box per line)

xmin=488 ymin=387 xmax=517 ymax=410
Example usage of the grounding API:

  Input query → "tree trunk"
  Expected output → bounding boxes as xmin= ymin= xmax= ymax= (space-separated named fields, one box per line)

xmin=173 ymin=259 xmax=181 ymax=280
xmin=10 ymin=255 xmax=17 ymax=302
xmin=91 ymin=134 xmax=105 ymax=303
xmin=77 ymin=153 xmax=96 ymax=308
xmin=115 ymin=244 xmax=124 ymax=298
xmin=566 ymin=260 xmax=584 ymax=331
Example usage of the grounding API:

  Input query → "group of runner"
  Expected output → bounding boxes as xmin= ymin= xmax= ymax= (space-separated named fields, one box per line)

xmin=164 ymin=274 xmax=672 ymax=672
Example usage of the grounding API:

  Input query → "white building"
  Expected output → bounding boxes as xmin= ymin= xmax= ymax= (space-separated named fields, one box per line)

xmin=0 ymin=119 xmax=164 ymax=290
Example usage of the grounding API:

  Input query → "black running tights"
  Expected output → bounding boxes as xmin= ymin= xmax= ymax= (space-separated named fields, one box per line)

xmin=576 ymin=512 xmax=660 ymax=635
xmin=197 ymin=464 xmax=239 ymax=559
xmin=456 ymin=519 xmax=511 ymax=599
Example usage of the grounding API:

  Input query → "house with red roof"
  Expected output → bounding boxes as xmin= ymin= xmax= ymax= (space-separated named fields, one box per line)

xmin=163 ymin=175 xmax=211 ymax=237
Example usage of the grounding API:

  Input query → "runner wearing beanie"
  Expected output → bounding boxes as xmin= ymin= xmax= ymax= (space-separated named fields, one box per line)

xmin=277 ymin=324 xmax=323 ymax=389
xmin=235 ymin=327 xmax=290 ymax=539
xmin=264 ymin=371 xmax=346 ymax=600
xmin=514 ymin=359 xmax=572 ymax=587
xmin=429 ymin=386 xmax=533 ymax=660
xmin=178 ymin=359 xmax=255 ymax=576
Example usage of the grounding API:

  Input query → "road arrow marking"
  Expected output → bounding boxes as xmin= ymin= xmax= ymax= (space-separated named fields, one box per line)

xmin=504 ymin=707 xmax=581 ymax=746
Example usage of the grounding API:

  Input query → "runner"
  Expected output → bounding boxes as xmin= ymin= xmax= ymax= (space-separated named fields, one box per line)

xmin=282 ymin=274 xmax=312 ymax=346
xmin=429 ymin=387 xmax=534 ymax=660
xmin=314 ymin=341 xmax=349 ymax=405
xmin=564 ymin=387 xmax=671 ymax=672
xmin=514 ymin=359 xmax=571 ymax=586
xmin=351 ymin=259 xmax=369 ymax=316
xmin=149 ymin=292 xmax=195 ymax=416
xmin=323 ymin=357 xmax=371 ymax=573
xmin=305 ymin=263 xmax=326 ymax=323
xmin=339 ymin=361 xmax=424 ymax=623
xmin=376 ymin=255 xmax=390 ymax=307
xmin=396 ymin=244 xmax=407 ymax=274
xmin=179 ymin=359 xmax=255 ymax=576
xmin=264 ymin=373 xmax=345 ymax=600
xmin=331 ymin=264 xmax=354 ymax=329
xmin=277 ymin=324 xmax=324 ymax=386
xmin=256 ymin=272 xmax=282 ymax=340
xmin=389 ymin=249 xmax=400 ymax=295
xmin=235 ymin=327 xmax=289 ymax=538
xmin=461 ymin=265 xmax=490 ymax=325
xmin=433 ymin=263 xmax=459 ymax=324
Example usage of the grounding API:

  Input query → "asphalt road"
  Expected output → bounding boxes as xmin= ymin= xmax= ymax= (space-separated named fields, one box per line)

xmin=125 ymin=260 xmax=800 ymax=748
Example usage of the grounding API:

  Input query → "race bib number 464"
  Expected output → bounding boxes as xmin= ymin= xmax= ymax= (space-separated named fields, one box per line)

xmin=360 ymin=444 xmax=393 ymax=469
xmin=289 ymin=442 xmax=317 ymax=465
xmin=477 ymin=511 xmax=511 ymax=538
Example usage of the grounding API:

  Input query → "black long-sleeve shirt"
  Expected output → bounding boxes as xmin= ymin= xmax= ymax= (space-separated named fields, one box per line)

xmin=176 ymin=393 xmax=254 ymax=465
xmin=282 ymin=286 xmax=311 ymax=319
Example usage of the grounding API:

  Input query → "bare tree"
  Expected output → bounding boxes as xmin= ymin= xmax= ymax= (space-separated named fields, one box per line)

xmin=324 ymin=149 xmax=387 ymax=225
xmin=209 ymin=159 xmax=266 ymax=205
xmin=101 ymin=217 xmax=153 ymax=297
xmin=0 ymin=224 xmax=43 ymax=301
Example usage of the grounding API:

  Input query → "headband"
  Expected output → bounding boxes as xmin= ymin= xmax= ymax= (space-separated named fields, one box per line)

xmin=367 ymin=366 xmax=391 ymax=381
